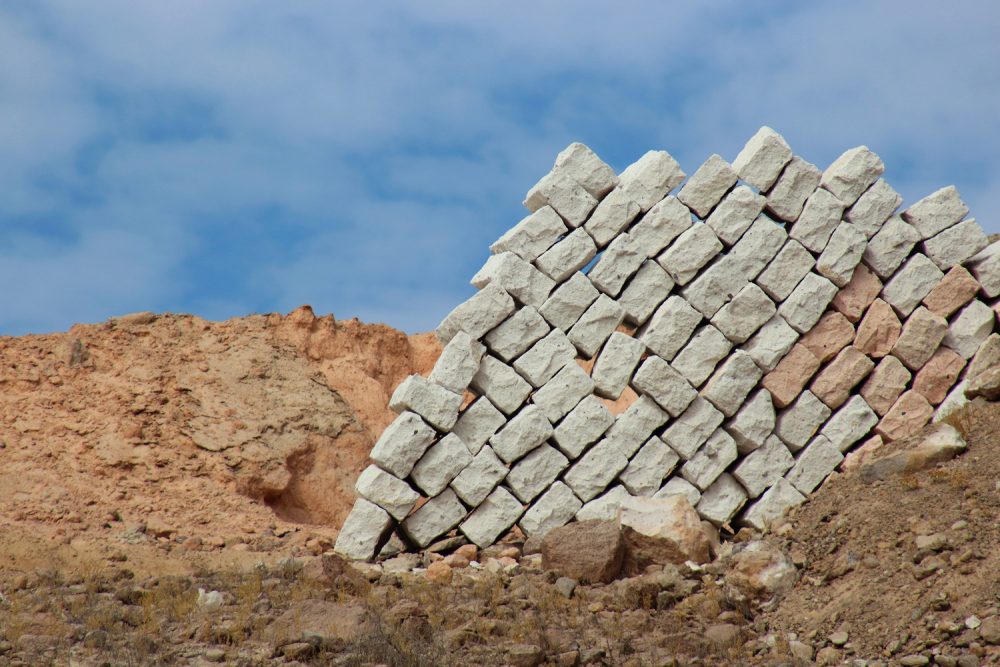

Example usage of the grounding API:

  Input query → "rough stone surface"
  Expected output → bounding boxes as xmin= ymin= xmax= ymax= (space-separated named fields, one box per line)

xmin=726 ymin=389 xmax=775 ymax=454
xmin=459 ymin=486 xmax=523 ymax=548
xmin=583 ymin=187 xmax=642 ymax=248
xmin=484 ymin=305 xmax=550 ymax=362
xmin=568 ymin=294 xmax=625 ymax=359
xmin=472 ymin=251 xmax=555 ymax=309
xmin=618 ymin=150 xmax=686 ymax=212
xmin=696 ymin=473 xmax=748 ymax=526
xmin=592 ymin=331 xmax=646 ymax=399
xmin=880 ymin=253 xmax=945 ymax=318
xmin=677 ymin=154 xmax=738 ymax=218
xmin=922 ymin=218 xmax=988 ymax=270
xmin=741 ymin=478 xmax=806 ymax=530
xmin=451 ymin=446 xmax=508 ymax=506
xmin=861 ymin=355 xmax=912 ymax=417
xmin=742 ymin=315 xmax=799 ymax=373
xmin=811 ymin=346 xmax=875 ymax=409
xmin=816 ymin=223 xmax=868 ymax=287
xmin=774 ymin=391 xmax=831 ymax=452
xmin=779 ymin=273 xmax=839 ymax=333
xmin=922 ymin=266 xmax=980 ymax=318
xmin=355 ymin=465 xmax=420 ymax=521
xmin=617 ymin=260 xmax=674 ymax=326
xmin=628 ymin=196 xmax=692 ymax=255
xmin=632 ymin=356 xmax=697 ymax=417
xmin=830 ymin=264 xmax=882 ymax=323
xmin=701 ymin=351 xmax=763 ymax=417
xmin=662 ymin=396 xmax=725 ymax=460
xmin=520 ymin=482 xmax=584 ymax=538
xmin=943 ymin=299 xmax=994 ymax=359
xmin=732 ymin=126 xmax=793 ymax=192
xmin=862 ymin=215 xmax=922 ymax=279
xmin=334 ymin=498 xmax=393 ymax=561
xmin=820 ymin=145 xmax=885 ymax=205
xmin=589 ymin=232 xmax=646 ymax=296
xmin=854 ymin=299 xmax=902 ymax=358
xmin=902 ymin=185 xmax=969 ymax=239
xmin=859 ymin=423 xmax=967 ymax=483
xmin=452 ymin=398 xmax=507 ymax=455
xmin=705 ymin=185 xmax=767 ymax=246
xmin=822 ymin=395 xmax=878 ymax=452
xmin=489 ymin=405 xmax=553 ymax=463
xmin=513 ymin=328 xmax=577 ymax=388
xmin=429 ymin=331 xmax=486 ymax=394
xmin=729 ymin=215 xmax=788 ymax=280
xmin=402 ymin=488 xmax=467 ymax=549
xmin=553 ymin=142 xmax=619 ymax=199
xmin=491 ymin=206 xmax=568 ymax=261
xmin=969 ymin=242 xmax=1000 ymax=298
xmin=619 ymin=437 xmax=680 ymax=496
xmin=532 ymin=362 xmax=595 ymax=423
xmin=785 ymin=435 xmax=844 ymax=495
xmin=682 ymin=254 xmax=750 ymax=318
xmin=935 ymin=379 xmax=970 ymax=422
xmin=505 ymin=444 xmax=570 ymax=503
xmin=552 ymin=395 xmax=615 ymax=459
xmin=535 ymin=228 xmax=598 ymax=283
xmin=756 ymin=239 xmax=814 ymax=302
xmin=845 ymin=178 xmax=903 ymax=238
xmin=653 ymin=477 xmax=703 ymax=507
xmin=540 ymin=520 xmax=625 ymax=584
xmin=765 ymin=156 xmax=822 ymax=222
xmin=724 ymin=540 xmax=799 ymax=603
xmin=967 ymin=333 xmax=1000 ymax=381
xmin=538 ymin=272 xmax=600 ymax=332
xmin=576 ymin=485 xmax=633 ymax=522
xmin=604 ymin=395 xmax=670 ymax=458
xmin=370 ymin=411 xmax=437 ymax=478
xmin=657 ymin=223 xmax=724 ymax=286
xmin=762 ymin=343 xmax=821 ymax=408
xmin=789 ymin=189 xmax=845 ymax=253
xmin=411 ymin=433 xmax=474 ymax=497
xmin=799 ymin=312 xmax=855 ymax=363
xmin=638 ymin=295 xmax=703 ymax=361
xmin=672 ymin=324 xmax=733 ymax=387
xmin=390 ymin=374 xmax=462 ymax=431
xmin=470 ymin=356 xmax=532 ymax=415
xmin=891 ymin=306 xmax=949 ymax=370
xmin=523 ymin=168 xmax=598 ymax=227
xmin=437 ymin=283 xmax=515 ymax=344
xmin=710 ymin=283 xmax=776 ymax=344
xmin=619 ymin=495 xmax=712 ymax=569
xmin=913 ymin=348 xmax=966 ymax=406
xmin=681 ymin=429 xmax=738 ymax=491
xmin=732 ymin=435 xmax=794 ymax=498
xmin=876 ymin=391 xmax=934 ymax=442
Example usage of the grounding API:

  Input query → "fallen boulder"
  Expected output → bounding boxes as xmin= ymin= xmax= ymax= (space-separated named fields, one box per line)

xmin=618 ymin=495 xmax=712 ymax=574
xmin=858 ymin=423 xmax=967 ymax=483
xmin=724 ymin=540 xmax=797 ymax=607
xmin=541 ymin=519 xmax=624 ymax=584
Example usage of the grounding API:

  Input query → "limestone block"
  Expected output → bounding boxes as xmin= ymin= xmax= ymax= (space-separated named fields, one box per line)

xmin=411 ymin=433 xmax=474 ymax=497
xmin=553 ymin=142 xmax=619 ymax=199
xmin=523 ymin=168 xmax=598 ymax=227
xmin=765 ymin=156 xmax=822 ymax=222
xmin=789 ymin=189 xmax=845 ymax=253
xmin=968 ymin=242 xmax=1000 ymax=298
xmin=701 ymin=350 xmax=763 ymax=417
xmin=618 ymin=150 xmax=687 ymax=212
xmin=800 ymin=312 xmax=855 ymax=363
xmin=429 ymin=331 xmax=486 ymax=394
xmin=681 ymin=429 xmax=738 ymax=491
xmin=568 ymin=294 xmax=625 ymax=358
xmin=535 ymin=228 xmax=598 ymax=284
xmin=653 ymin=477 xmax=703 ymax=507
xmin=854 ymin=299 xmax=901 ymax=358
xmin=402 ymin=489 xmax=468 ymax=549
xmin=913 ymin=348 xmax=966 ymax=406
xmin=729 ymin=214 xmax=787 ymax=280
xmin=355 ymin=464 xmax=420 ymax=521
xmin=742 ymin=315 xmax=799 ymax=373
xmin=563 ymin=439 xmax=629 ymax=503
xmin=638 ymin=295 xmax=703 ymax=360
xmin=389 ymin=374 xmax=462 ymax=431
xmin=710 ymin=282 xmax=776 ymax=344
xmin=726 ymin=389 xmax=775 ymax=454
xmin=696 ymin=473 xmax=748 ymax=526
xmin=370 ymin=411 xmax=437 ymax=478
xmin=632 ymin=355 xmax=698 ymax=417
xmin=733 ymin=435 xmax=794 ymax=498
xmin=923 ymin=266 xmax=980 ymax=318
xmin=762 ymin=344 xmax=821 ymax=408
xmin=732 ymin=126 xmax=793 ymax=192
xmin=831 ymin=264 xmax=882 ymax=323
xmin=662 ymin=396 xmax=725 ymax=460
xmin=513 ymin=328 xmax=577 ymax=387
xmin=811 ymin=346 xmax=875 ymax=410
xmin=934 ymin=379 xmax=969 ymax=423
xmin=876 ymin=391 xmax=934 ymax=442
xmin=820 ymin=145 xmax=885 ymax=205
xmin=604 ymin=395 xmax=670 ymax=458
xmin=553 ymin=395 xmax=615 ymax=459
xmin=891 ymin=307 xmax=948 ymax=370
xmin=628 ymin=196 xmax=692 ymax=256
xmin=489 ymin=404 xmax=553 ymax=463
xmin=532 ymin=362 xmax=595 ymax=423
xmin=484 ymin=305 xmax=550 ymax=362
xmin=922 ymin=218 xmax=988 ymax=270
xmin=592 ymin=331 xmax=646 ymax=399
xmin=451 ymin=446 xmax=508 ymax=506
xmin=860 ymin=355 xmax=911 ymax=416
xmin=845 ymin=178 xmax=903 ymax=238
xmin=822 ymin=395 xmax=878 ymax=452
xmin=519 ymin=482 xmax=583 ymax=538
xmin=471 ymin=356 xmax=532 ymax=415
xmin=902 ymin=185 xmax=969 ymax=239
xmin=436 ymin=283 xmax=515 ymax=344
xmin=671 ymin=324 xmax=733 ymax=387
xmin=774 ymin=390 xmax=831 ymax=452
xmin=589 ymin=233 xmax=647 ymax=297
xmin=577 ymin=485 xmax=634 ymax=522
xmin=617 ymin=260 xmax=674 ymax=326
xmin=704 ymin=186 xmax=767 ymax=247
xmin=619 ymin=437 xmax=680 ymax=496
xmin=583 ymin=187 xmax=642 ymax=247
xmin=677 ymin=154 xmax=738 ymax=218
xmin=452 ymin=398 xmax=507 ymax=455
xmin=334 ymin=498 xmax=393 ymax=561
xmin=657 ymin=224 xmax=724 ymax=286
xmin=459 ymin=487 xmax=524 ymax=548
xmin=473 ymin=251 xmax=555 ymax=308
xmin=539 ymin=272 xmax=600 ymax=332
xmin=491 ymin=206 xmax=568 ymax=261
xmin=785 ymin=435 xmax=843 ymax=494
xmin=681 ymin=254 xmax=750 ymax=318
xmin=865 ymin=223 xmax=920 ymax=285
xmin=967 ymin=333 xmax=1000 ymax=381
xmin=816 ymin=223 xmax=867 ymax=287
xmin=778 ymin=274 xmax=838 ymax=335
xmin=505 ymin=444 xmax=570 ymax=503
xmin=943 ymin=299 xmax=994 ymax=359
xmin=756 ymin=239 xmax=814 ymax=302
xmin=881 ymin=254 xmax=945 ymax=318
xmin=741 ymin=478 xmax=806 ymax=530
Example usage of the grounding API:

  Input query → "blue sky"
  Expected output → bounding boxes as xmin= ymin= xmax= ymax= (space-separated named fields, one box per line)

xmin=1 ymin=1 xmax=998 ymax=335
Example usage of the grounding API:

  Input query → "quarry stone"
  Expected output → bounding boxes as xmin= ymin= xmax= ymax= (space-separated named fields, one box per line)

xmin=470 ymin=356 xmax=532 ymax=415
xmin=733 ymin=436 xmax=794 ymax=498
xmin=355 ymin=465 xmax=420 ymax=521
xmin=913 ymin=348 xmax=966 ymax=406
xmin=677 ymin=153 xmax=738 ymax=217
xmin=923 ymin=266 xmax=980 ymax=318
xmin=564 ymin=439 xmax=629 ymax=503
xmin=535 ymin=228 xmax=598 ymax=283
xmin=513 ymin=328 xmax=577 ymax=387
xmin=389 ymin=374 xmax=462 ymax=431
xmin=862 ymin=215 xmax=921 ymax=279
xmin=662 ymin=396 xmax=725 ymax=460
xmin=876 ymin=391 xmax=934 ymax=442
xmin=726 ymin=389 xmax=775 ymax=454
xmin=632 ymin=356 xmax=697 ymax=417
xmin=854 ymin=299 xmax=902 ymax=358
xmin=881 ymin=253 xmax=946 ymax=317
xmin=429 ymin=331 xmax=486 ymax=394
xmin=472 ymin=251 xmax=555 ymax=308
xmin=741 ymin=478 xmax=806 ymax=531
xmin=491 ymin=206 xmax=568 ymax=261
xmin=532 ymin=362 xmax=595 ymax=423
xmin=653 ymin=477 xmax=703 ymax=507
xmin=628 ymin=195 xmax=692 ymax=255
xmin=845 ymin=178 xmax=903 ymax=238
xmin=592 ymin=331 xmax=646 ymax=399
xmin=617 ymin=260 xmax=674 ymax=326
xmin=335 ymin=498 xmax=393 ymax=561
xmin=697 ymin=473 xmax=748 ymax=526
xmin=732 ymin=126 xmax=793 ymax=192
xmin=785 ymin=435 xmax=843 ymax=495
xmin=820 ymin=145 xmax=885 ymax=205
xmin=638 ymin=295 xmax=703 ymax=361
xmin=681 ymin=429 xmax=738 ymax=491
xmin=505 ymin=444 xmax=570 ymax=503
xmin=618 ymin=149 xmax=686 ymax=212
xmin=902 ymin=185 xmax=969 ymax=239
xmin=811 ymin=346 xmax=875 ymax=409
xmin=402 ymin=488 xmax=468 ymax=549
xmin=519 ymin=482 xmax=583 ymax=538
xmin=861 ymin=355 xmax=912 ymax=416
xmin=699 ymin=350 xmax=761 ymax=417
xmin=935 ymin=379 xmax=969 ymax=423
xmin=604 ymin=395 xmax=670 ymax=458
xmin=968 ymin=242 xmax=1000 ymax=298
xmin=370 ymin=411 xmax=437 ymax=478
xmin=619 ymin=495 xmax=713 ymax=568
xmin=541 ymin=519 xmax=625 ymax=585
xmin=922 ymin=218 xmax=988 ymax=270
xmin=436 ymin=283 xmax=515 ymax=344
xmin=489 ymin=405 xmax=553 ymax=463
xmin=539 ymin=272 xmax=600 ymax=332
xmin=765 ymin=156 xmax=822 ymax=222
xmin=411 ymin=433 xmax=474 ymax=497
xmin=816 ymin=222 xmax=867 ymax=287
xmin=729 ymin=214 xmax=787 ymax=280
xmin=452 ymin=398 xmax=507 ymax=455
xmin=484 ymin=305 xmax=550 ymax=361
xmin=756 ymin=239 xmax=814 ymax=302
xmin=553 ymin=141 xmax=619 ymax=199
xmin=891 ymin=307 xmax=949 ymax=370
xmin=583 ymin=187 xmax=642 ymax=247
xmin=821 ymin=395 xmax=878 ymax=452
xmin=789 ymin=189 xmax=845 ymax=253
xmin=657 ymin=223 xmax=724 ymax=285
xmin=568 ymin=294 xmax=625 ymax=358
xmin=774 ymin=391 xmax=831 ymax=452
xmin=800 ymin=312 xmax=855 ymax=363
xmin=589 ymin=232 xmax=646 ymax=296
xmin=943 ymin=299 xmax=994 ymax=359
xmin=552 ymin=395 xmax=614 ymax=459
xmin=459 ymin=487 xmax=523 ymax=548
xmin=779 ymin=273 xmax=839 ymax=333
xmin=710 ymin=282 xmax=776 ymax=344
xmin=681 ymin=254 xmax=750 ymax=318
xmin=705 ymin=185 xmax=767 ymax=246
xmin=671 ymin=324 xmax=733 ymax=387
xmin=830 ymin=264 xmax=882 ymax=322
xmin=762 ymin=343 xmax=822 ymax=408
xmin=619 ymin=437 xmax=680 ymax=496
xmin=576 ymin=485 xmax=633 ymax=522
xmin=967 ymin=333 xmax=1000 ymax=381
xmin=523 ymin=168 xmax=598 ymax=227
xmin=450 ymin=446 xmax=508 ymax=507
xmin=742 ymin=315 xmax=799 ymax=373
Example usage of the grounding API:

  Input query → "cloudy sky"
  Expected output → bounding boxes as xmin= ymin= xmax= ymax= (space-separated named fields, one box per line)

xmin=1 ymin=1 xmax=997 ymax=335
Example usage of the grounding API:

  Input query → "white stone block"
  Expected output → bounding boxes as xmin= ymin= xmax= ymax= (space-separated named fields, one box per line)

xmin=505 ymin=444 xmax=569 ymax=503
xmin=489 ymin=404 xmax=553 ymax=463
xmin=774 ymin=390 xmax=831 ymax=452
xmin=732 ymin=435 xmax=794 ymax=498
xmin=657 ymin=223 xmax=724 ymax=286
xmin=632 ymin=355 xmax=698 ymax=417
xmin=653 ymin=476 xmax=702 ymax=507
xmin=943 ymin=299 xmax=994 ymax=359
xmin=710 ymin=282 xmax=776 ymax=344
xmin=968 ymin=242 xmax=1000 ymax=299
xmin=429 ymin=331 xmax=486 ymax=394
xmin=484 ymin=305 xmax=550 ymax=362
xmin=662 ymin=396 xmax=724 ymax=460
xmin=881 ymin=253 xmax=945 ymax=317
xmin=334 ymin=498 xmax=393 ymax=561
xmin=534 ymin=228 xmax=598 ymax=284
xmin=355 ymin=464 xmax=420 ymax=521
xmin=765 ymin=156 xmax=822 ymax=223
xmin=729 ymin=214 xmax=787 ymax=280
xmin=450 ymin=445 xmax=508 ymax=506
xmin=389 ymin=374 xmax=463 ymax=431
xmin=681 ymin=255 xmax=749 ymax=318
xmin=553 ymin=142 xmax=619 ymax=199
xmin=821 ymin=395 xmax=878 ymax=452
xmin=583 ymin=187 xmax=642 ymax=248
xmin=459 ymin=486 xmax=523 ymax=548
xmin=402 ymin=488 xmax=468 ymax=549
xmin=705 ymin=185 xmax=767 ymax=246
xmin=902 ymin=185 xmax=969 ymax=239
xmin=491 ymin=206 xmax=568 ymax=261
xmin=862 ymin=215 xmax=922 ymax=279
xmin=789 ymin=189 xmax=845 ymax=253
xmin=816 ymin=223 xmax=868 ymax=287
xmin=820 ymin=145 xmax=885 ymax=206
xmin=732 ymin=126 xmax=794 ymax=192
xmin=470 ymin=356 xmax=532 ymax=415
xmin=577 ymin=485 xmax=634 ymax=522
xmin=532 ymin=362 xmax=595 ymax=423
xmin=452 ymin=398 xmax=507 ymax=455
xmin=568 ymin=294 xmax=626 ymax=359
xmin=592 ymin=331 xmax=646 ymax=399
xmin=638 ymin=295 xmax=703 ymax=360
xmin=696 ymin=473 xmax=748 ymax=526
xmin=370 ymin=411 xmax=437 ymax=478
xmin=563 ymin=439 xmax=629 ymax=503
xmin=513 ymin=328 xmax=577 ymax=387
xmin=741 ymin=478 xmax=806 ymax=530
xmin=604 ymin=395 xmax=670 ymax=458
xmin=617 ymin=260 xmax=674 ymax=326
xmin=589 ymin=232 xmax=646 ymax=296
xmin=553 ymin=394 xmax=615 ymax=459
xmin=757 ymin=240 xmax=815 ymax=303
xmin=742 ymin=315 xmax=799 ymax=373
xmin=618 ymin=150 xmax=686 ymax=212
xmin=671 ymin=324 xmax=733 ymax=387
xmin=922 ymin=218 xmax=989 ymax=270
xmin=620 ymin=437 xmax=680 ymax=496
xmin=845 ymin=178 xmax=902 ymax=238
xmin=519 ymin=482 xmax=583 ymax=538
xmin=934 ymin=379 xmax=969 ymax=423
xmin=411 ymin=433 xmax=474 ymax=497
xmin=778 ymin=273 xmax=838 ymax=333
xmin=681 ymin=429 xmax=738 ymax=491
xmin=677 ymin=154 xmax=739 ymax=218
xmin=436 ymin=283 xmax=515 ymax=344
xmin=539 ymin=272 xmax=600 ymax=332
xmin=785 ymin=435 xmax=843 ymax=495
xmin=523 ymin=168 xmax=598 ymax=227
xmin=726 ymin=389 xmax=775 ymax=454
xmin=472 ymin=251 xmax=555 ymax=308
xmin=701 ymin=350 xmax=763 ymax=417
xmin=628 ymin=196 xmax=692 ymax=256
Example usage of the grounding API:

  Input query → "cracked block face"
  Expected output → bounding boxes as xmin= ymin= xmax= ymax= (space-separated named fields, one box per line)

xmin=335 ymin=128 xmax=998 ymax=560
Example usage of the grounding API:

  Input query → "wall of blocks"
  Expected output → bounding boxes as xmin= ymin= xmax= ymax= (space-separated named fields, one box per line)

xmin=335 ymin=127 xmax=1000 ymax=561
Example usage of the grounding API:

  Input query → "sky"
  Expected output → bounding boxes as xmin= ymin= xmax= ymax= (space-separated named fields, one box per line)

xmin=1 ymin=1 xmax=998 ymax=336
